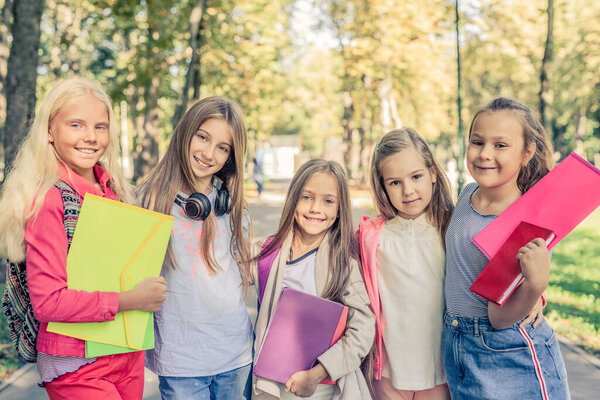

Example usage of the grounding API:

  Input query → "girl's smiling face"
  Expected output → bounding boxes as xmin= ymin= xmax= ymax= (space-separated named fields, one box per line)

xmin=293 ymin=172 xmax=339 ymax=242
xmin=467 ymin=110 xmax=535 ymax=192
xmin=189 ymin=118 xmax=233 ymax=193
xmin=49 ymin=94 xmax=110 ymax=183
xmin=380 ymin=146 xmax=436 ymax=220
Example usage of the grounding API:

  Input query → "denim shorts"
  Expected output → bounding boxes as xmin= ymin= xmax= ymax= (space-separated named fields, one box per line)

xmin=158 ymin=363 xmax=252 ymax=400
xmin=443 ymin=313 xmax=570 ymax=400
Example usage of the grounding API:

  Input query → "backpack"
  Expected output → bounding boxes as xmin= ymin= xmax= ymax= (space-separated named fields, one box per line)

xmin=257 ymin=236 xmax=279 ymax=307
xmin=2 ymin=181 xmax=81 ymax=362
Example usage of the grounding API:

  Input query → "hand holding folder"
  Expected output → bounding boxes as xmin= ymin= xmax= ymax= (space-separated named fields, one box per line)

xmin=47 ymin=194 xmax=174 ymax=356
xmin=470 ymin=222 xmax=554 ymax=306
xmin=253 ymin=287 xmax=348 ymax=385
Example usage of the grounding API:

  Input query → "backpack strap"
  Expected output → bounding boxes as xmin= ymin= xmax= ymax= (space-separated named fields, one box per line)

xmin=54 ymin=180 xmax=81 ymax=248
xmin=257 ymin=236 xmax=279 ymax=306
xmin=1 ymin=180 xmax=82 ymax=363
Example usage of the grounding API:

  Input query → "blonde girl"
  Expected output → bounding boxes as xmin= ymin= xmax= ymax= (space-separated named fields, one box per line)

xmin=252 ymin=159 xmax=375 ymax=400
xmin=357 ymin=128 xmax=453 ymax=399
xmin=443 ymin=97 xmax=570 ymax=399
xmin=139 ymin=97 xmax=253 ymax=400
xmin=0 ymin=77 xmax=166 ymax=399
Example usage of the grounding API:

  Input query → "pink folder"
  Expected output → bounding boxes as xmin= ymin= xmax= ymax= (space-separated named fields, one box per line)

xmin=470 ymin=222 xmax=554 ymax=306
xmin=472 ymin=153 xmax=600 ymax=259
xmin=253 ymin=287 xmax=348 ymax=385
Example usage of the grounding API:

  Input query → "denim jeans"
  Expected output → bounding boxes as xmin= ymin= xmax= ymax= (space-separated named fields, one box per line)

xmin=158 ymin=363 xmax=251 ymax=400
xmin=443 ymin=313 xmax=570 ymax=400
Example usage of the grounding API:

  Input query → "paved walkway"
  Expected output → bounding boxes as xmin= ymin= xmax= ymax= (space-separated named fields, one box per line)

xmin=1 ymin=180 xmax=599 ymax=399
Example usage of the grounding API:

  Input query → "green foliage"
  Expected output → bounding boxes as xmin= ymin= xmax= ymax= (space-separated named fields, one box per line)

xmin=545 ymin=209 xmax=600 ymax=356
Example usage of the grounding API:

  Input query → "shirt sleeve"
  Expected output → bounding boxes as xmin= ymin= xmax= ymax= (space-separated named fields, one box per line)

xmin=317 ymin=259 xmax=376 ymax=381
xmin=25 ymin=187 xmax=119 ymax=323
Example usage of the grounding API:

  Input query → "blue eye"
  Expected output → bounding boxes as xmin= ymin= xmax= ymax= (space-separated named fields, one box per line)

xmin=324 ymin=198 xmax=335 ymax=205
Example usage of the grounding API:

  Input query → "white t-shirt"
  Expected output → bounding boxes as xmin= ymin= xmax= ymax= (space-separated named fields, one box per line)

xmin=145 ymin=191 xmax=253 ymax=377
xmin=282 ymin=248 xmax=318 ymax=296
xmin=377 ymin=214 xmax=447 ymax=390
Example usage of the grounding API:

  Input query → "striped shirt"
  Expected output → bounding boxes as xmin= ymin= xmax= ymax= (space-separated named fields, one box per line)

xmin=444 ymin=183 xmax=496 ymax=317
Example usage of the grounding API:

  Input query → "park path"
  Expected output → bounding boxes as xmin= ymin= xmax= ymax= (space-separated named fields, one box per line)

xmin=1 ymin=180 xmax=598 ymax=399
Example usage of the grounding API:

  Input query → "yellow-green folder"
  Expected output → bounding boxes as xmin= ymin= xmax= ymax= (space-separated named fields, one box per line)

xmin=47 ymin=194 xmax=174 ymax=351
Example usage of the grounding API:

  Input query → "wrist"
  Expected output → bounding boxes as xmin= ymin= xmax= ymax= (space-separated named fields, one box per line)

xmin=521 ymin=279 xmax=546 ymax=298
xmin=309 ymin=363 xmax=328 ymax=382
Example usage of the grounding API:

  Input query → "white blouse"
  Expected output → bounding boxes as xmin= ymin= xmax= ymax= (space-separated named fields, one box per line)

xmin=376 ymin=213 xmax=447 ymax=390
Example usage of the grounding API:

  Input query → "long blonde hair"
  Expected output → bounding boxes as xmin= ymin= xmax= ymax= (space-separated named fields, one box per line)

xmin=468 ymin=97 xmax=554 ymax=193
xmin=258 ymin=159 xmax=357 ymax=303
xmin=0 ymin=77 xmax=134 ymax=261
xmin=137 ymin=97 xmax=252 ymax=286
xmin=370 ymin=128 xmax=454 ymax=239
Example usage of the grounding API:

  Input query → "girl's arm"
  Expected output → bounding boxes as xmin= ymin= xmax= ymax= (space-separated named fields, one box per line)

xmin=488 ymin=238 xmax=550 ymax=329
xmin=317 ymin=259 xmax=376 ymax=380
xmin=26 ymin=188 xmax=165 ymax=323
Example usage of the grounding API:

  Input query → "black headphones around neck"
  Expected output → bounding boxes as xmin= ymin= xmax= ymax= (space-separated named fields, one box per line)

xmin=174 ymin=176 xmax=231 ymax=220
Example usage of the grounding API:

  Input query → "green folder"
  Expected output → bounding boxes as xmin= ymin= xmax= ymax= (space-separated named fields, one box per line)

xmin=85 ymin=314 xmax=154 ymax=357
xmin=47 ymin=194 xmax=174 ymax=352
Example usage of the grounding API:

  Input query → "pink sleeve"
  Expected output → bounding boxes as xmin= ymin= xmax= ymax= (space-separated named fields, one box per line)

xmin=541 ymin=291 xmax=547 ymax=307
xmin=25 ymin=187 xmax=119 ymax=323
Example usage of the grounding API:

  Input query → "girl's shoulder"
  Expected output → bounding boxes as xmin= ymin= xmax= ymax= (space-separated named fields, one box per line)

xmin=357 ymin=215 xmax=385 ymax=234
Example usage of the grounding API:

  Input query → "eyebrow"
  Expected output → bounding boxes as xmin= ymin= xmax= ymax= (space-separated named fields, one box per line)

xmin=197 ymin=128 xmax=232 ymax=146
xmin=384 ymin=169 xmax=425 ymax=181
xmin=471 ymin=133 xmax=510 ymax=141
xmin=302 ymin=189 xmax=338 ymax=198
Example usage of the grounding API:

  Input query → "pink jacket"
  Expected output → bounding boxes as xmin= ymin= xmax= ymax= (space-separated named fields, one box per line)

xmin=25 ymin=164 xmax=120 ymax=357
xmin=356 ymin=215 xmax=386 ymax=380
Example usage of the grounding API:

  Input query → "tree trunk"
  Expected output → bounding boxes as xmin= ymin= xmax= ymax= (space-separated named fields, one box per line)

xmin=172 ymin=0 xmax=206 ymax=128
xmin=133 ymin=78 xmax=160 ymax=181
xmin=0 ymin=0 xmax=12 ymax=121
xmin=378 ymin=69 xmax=402 ymax=133
xmin=573 ymin=104 xmax=587 ymax=157
xmin=539 ymin=0 xmax=554 ymax=137
xmin=342 ymin=89 xmax=354 ymax=176
xmin=3 ymin=0 xmax=44 ymax=176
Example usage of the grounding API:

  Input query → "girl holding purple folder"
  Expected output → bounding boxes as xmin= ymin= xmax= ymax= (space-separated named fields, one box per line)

xmin=252 ymin=159 xmax=375 ymax=399
xmin=443 ymin=97 xmax=570 ymax=399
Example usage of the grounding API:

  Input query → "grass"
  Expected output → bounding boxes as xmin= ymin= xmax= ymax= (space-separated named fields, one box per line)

xmin=545 ymin=208 xmax=600 ymax=357
xmin=0 ymin=284 xmax=26 ymax=382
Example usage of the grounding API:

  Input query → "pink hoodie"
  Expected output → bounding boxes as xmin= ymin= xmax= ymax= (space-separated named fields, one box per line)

xmin=356 ymin=215 xmax=386 ymax=380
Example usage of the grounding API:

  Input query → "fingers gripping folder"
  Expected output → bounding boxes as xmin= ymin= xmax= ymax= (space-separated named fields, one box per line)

xmin=47 ymin=194 xmax=174 ymax=357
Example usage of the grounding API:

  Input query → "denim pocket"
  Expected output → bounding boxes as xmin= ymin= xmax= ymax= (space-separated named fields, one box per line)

xmin=480 ymin=329 xmax=529 ymax=352
xmin=545 ymin=331 xmax=568 ymax=381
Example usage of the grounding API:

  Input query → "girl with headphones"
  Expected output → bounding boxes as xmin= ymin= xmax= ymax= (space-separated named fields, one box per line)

xmin=138 ymin=97 xmax=253 ymax=400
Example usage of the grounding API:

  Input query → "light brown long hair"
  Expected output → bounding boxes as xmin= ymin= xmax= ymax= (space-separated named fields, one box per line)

xmin=137 ymin=97 xmax=251 ymax=286
xmin=370 ymin=128 xmax=454 ymax=239
xmin=258 ymin=159 xmax=357 ymax=303
xmin=468 ymin=97 xmax=554 ymax=193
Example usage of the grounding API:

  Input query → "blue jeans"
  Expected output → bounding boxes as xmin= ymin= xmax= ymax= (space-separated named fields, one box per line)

xmin=443 ymin=313 xmax=570 ymax=400
xmin=158 ymin=364 xmax=251 ymax=400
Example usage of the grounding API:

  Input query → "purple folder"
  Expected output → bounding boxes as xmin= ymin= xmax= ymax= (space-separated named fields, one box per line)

xmin=473 ymin=152 xmax=600 ymax=259
xmin=253 ymin=287 xmax=348 ymax=384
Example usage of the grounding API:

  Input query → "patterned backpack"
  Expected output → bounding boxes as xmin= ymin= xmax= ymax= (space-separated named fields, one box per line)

xmin=2 ymin=181 xmax=81 ymax=362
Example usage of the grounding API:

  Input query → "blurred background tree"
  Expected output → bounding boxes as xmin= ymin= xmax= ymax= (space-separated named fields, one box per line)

xmin=0 ymin=0 xmax=598 ymax=184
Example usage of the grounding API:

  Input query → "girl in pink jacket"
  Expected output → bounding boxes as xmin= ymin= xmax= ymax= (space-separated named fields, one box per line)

xmin=357 ymin=128 xmax=453 ymax=400
xmin=0 ymin=78 xmax=166 ymax=399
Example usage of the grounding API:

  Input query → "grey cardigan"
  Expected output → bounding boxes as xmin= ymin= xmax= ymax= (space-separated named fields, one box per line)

xmin=251 ymin=232 xmax=375 ymax=399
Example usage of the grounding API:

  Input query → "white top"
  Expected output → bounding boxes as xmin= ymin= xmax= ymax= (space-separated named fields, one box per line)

xmin=145 ymin=191 xmax=253 ymax=377
xmin=282 ymin=248 xmax=318 ymax=296
xmin=376 ymin=214 xmax=447 ymax=390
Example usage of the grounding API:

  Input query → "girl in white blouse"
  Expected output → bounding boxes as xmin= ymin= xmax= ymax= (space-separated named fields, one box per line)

xmin=357 ymin=128 xmax=453 ymax=400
